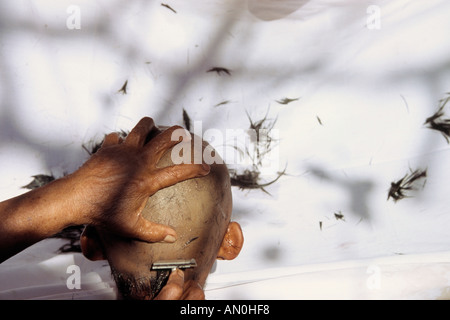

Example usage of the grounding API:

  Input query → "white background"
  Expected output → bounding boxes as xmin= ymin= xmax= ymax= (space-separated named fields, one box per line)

xmin=1 ymin=0 xmax=450 ymax=299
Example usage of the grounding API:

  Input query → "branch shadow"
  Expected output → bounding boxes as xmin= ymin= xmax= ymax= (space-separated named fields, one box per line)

xmin=307 ymin=165 xmax=375 ymax=223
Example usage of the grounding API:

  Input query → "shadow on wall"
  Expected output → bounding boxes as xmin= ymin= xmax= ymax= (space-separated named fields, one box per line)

xmin=307 ymin=165 xmax=375 ymax=223
xmin=1 ymin=1 xmax=450 ymax=268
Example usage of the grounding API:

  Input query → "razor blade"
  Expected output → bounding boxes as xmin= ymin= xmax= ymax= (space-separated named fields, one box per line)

xmin=151 ymin=259 xmax=197 ymax=271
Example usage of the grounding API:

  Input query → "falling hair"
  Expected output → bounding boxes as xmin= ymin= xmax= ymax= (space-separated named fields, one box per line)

xmin=182 ymin=108 xmax=192 ymax=132
xmin=229 ymin=166 xmax=286 ymax=195
xmin=206 ymin=67 xmax=231 ymax=76
xmin=24 ymin=109 xmax=285 ymax=252
xmin=387 ymin=168 xmax=427 ymax=202
xmin=424 ymin=93 xmax=450 ymax=143
xmin=229 ymin=108 xmax=286 ymax=194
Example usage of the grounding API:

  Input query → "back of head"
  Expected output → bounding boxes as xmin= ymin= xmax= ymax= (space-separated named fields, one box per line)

xmin=140 ymin=137 xmax=233 ymax=281
xmin=97 ymin=135 xmax=233 ymax=297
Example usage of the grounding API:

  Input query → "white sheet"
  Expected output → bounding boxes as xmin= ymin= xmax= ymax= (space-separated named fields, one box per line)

xmin=1 ymin=0 xmax=450 ymax=299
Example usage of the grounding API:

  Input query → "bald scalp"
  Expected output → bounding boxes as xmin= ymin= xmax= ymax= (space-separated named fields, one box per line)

xmin=140 ymin=136 xmax=232 ymax=273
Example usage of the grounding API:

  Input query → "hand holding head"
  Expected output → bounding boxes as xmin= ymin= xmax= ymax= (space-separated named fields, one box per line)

xmin=76 ymin=117 xmax=210 ymax=244
xmin=80 ymin=124 xmax=243 ymax=299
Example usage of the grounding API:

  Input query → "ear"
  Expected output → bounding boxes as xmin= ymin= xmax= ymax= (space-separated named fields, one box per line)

xmin=80 ymin=225 xmax=107 ymax=261
xmin=217 ymin=222 xmax=244 ymax=261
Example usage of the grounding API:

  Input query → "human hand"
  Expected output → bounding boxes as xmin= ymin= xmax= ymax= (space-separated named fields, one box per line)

xmin=73 ymin=117 xmax=210 ymax=243
xmin=155 ymin=269 xmax=205 ymax=300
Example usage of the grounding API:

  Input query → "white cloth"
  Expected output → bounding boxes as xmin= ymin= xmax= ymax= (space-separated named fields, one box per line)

xmin=1 ymin=0 xmax=450 ymax=299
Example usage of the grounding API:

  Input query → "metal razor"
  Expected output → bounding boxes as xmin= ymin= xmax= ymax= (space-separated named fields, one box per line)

xmin=151 ymin=258 xmax=197 ymax=271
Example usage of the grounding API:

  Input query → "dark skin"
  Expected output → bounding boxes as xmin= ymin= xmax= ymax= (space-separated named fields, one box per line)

xmin=81 ymin=136 xmax=244 ymax=300
xmin=0 ymin=117 xmax=210 ymax=299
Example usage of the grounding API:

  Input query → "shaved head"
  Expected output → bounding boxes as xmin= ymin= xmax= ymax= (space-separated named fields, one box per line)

xmin=93 ymin=135 xmax=235 ymax=299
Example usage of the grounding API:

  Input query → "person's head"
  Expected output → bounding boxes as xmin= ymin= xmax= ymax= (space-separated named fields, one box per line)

xmin=80 ymin=133 xmax=244 ymax=299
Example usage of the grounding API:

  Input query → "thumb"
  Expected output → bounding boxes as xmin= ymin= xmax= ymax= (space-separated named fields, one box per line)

xmin=154 ymin=269 xmax=185 ymax=300
xmin=129 ymin=216 xmax=177 ymax=243
xmin=148 ymin=163 xmax=210 ymax=193
xmin=101 ymin=132 xmax=121 ymax=148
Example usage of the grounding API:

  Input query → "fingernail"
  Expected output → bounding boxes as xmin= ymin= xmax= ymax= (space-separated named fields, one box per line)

xmin=163 ymin=235 xmax=176 ymax=243
xmin=179 ymin=129 xmax=191 ymax=142
xmin=202 ymin=163 xmax=210 ymax=172
xmin=175 ymin=268 xmax=184 ymax=279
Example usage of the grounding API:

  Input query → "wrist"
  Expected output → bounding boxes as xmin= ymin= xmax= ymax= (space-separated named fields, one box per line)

xmin=63 ymin=169 xmax=98 ymax=226
xmin=0 ymin=172 xmax=90 ymax=254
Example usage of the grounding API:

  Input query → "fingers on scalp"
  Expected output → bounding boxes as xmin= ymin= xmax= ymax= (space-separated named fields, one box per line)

xmin=125 ymin=117 xmax=155 ymax=147
xmin=133 ymin=216 xmax=177 ymax=243
xmin=152 ymin=164 xmax=210 ymax=190
xmin=145 ymin=125 xmax=190 ymax=160
xmin=101 ymin=132 xmax=121 ymax=148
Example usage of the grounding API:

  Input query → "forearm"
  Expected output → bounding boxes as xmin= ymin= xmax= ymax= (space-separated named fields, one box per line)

xmin=0 ymin=174 xmax=87 ymax=263
xmin=0 ymin=119 xmax=206 ymax=263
